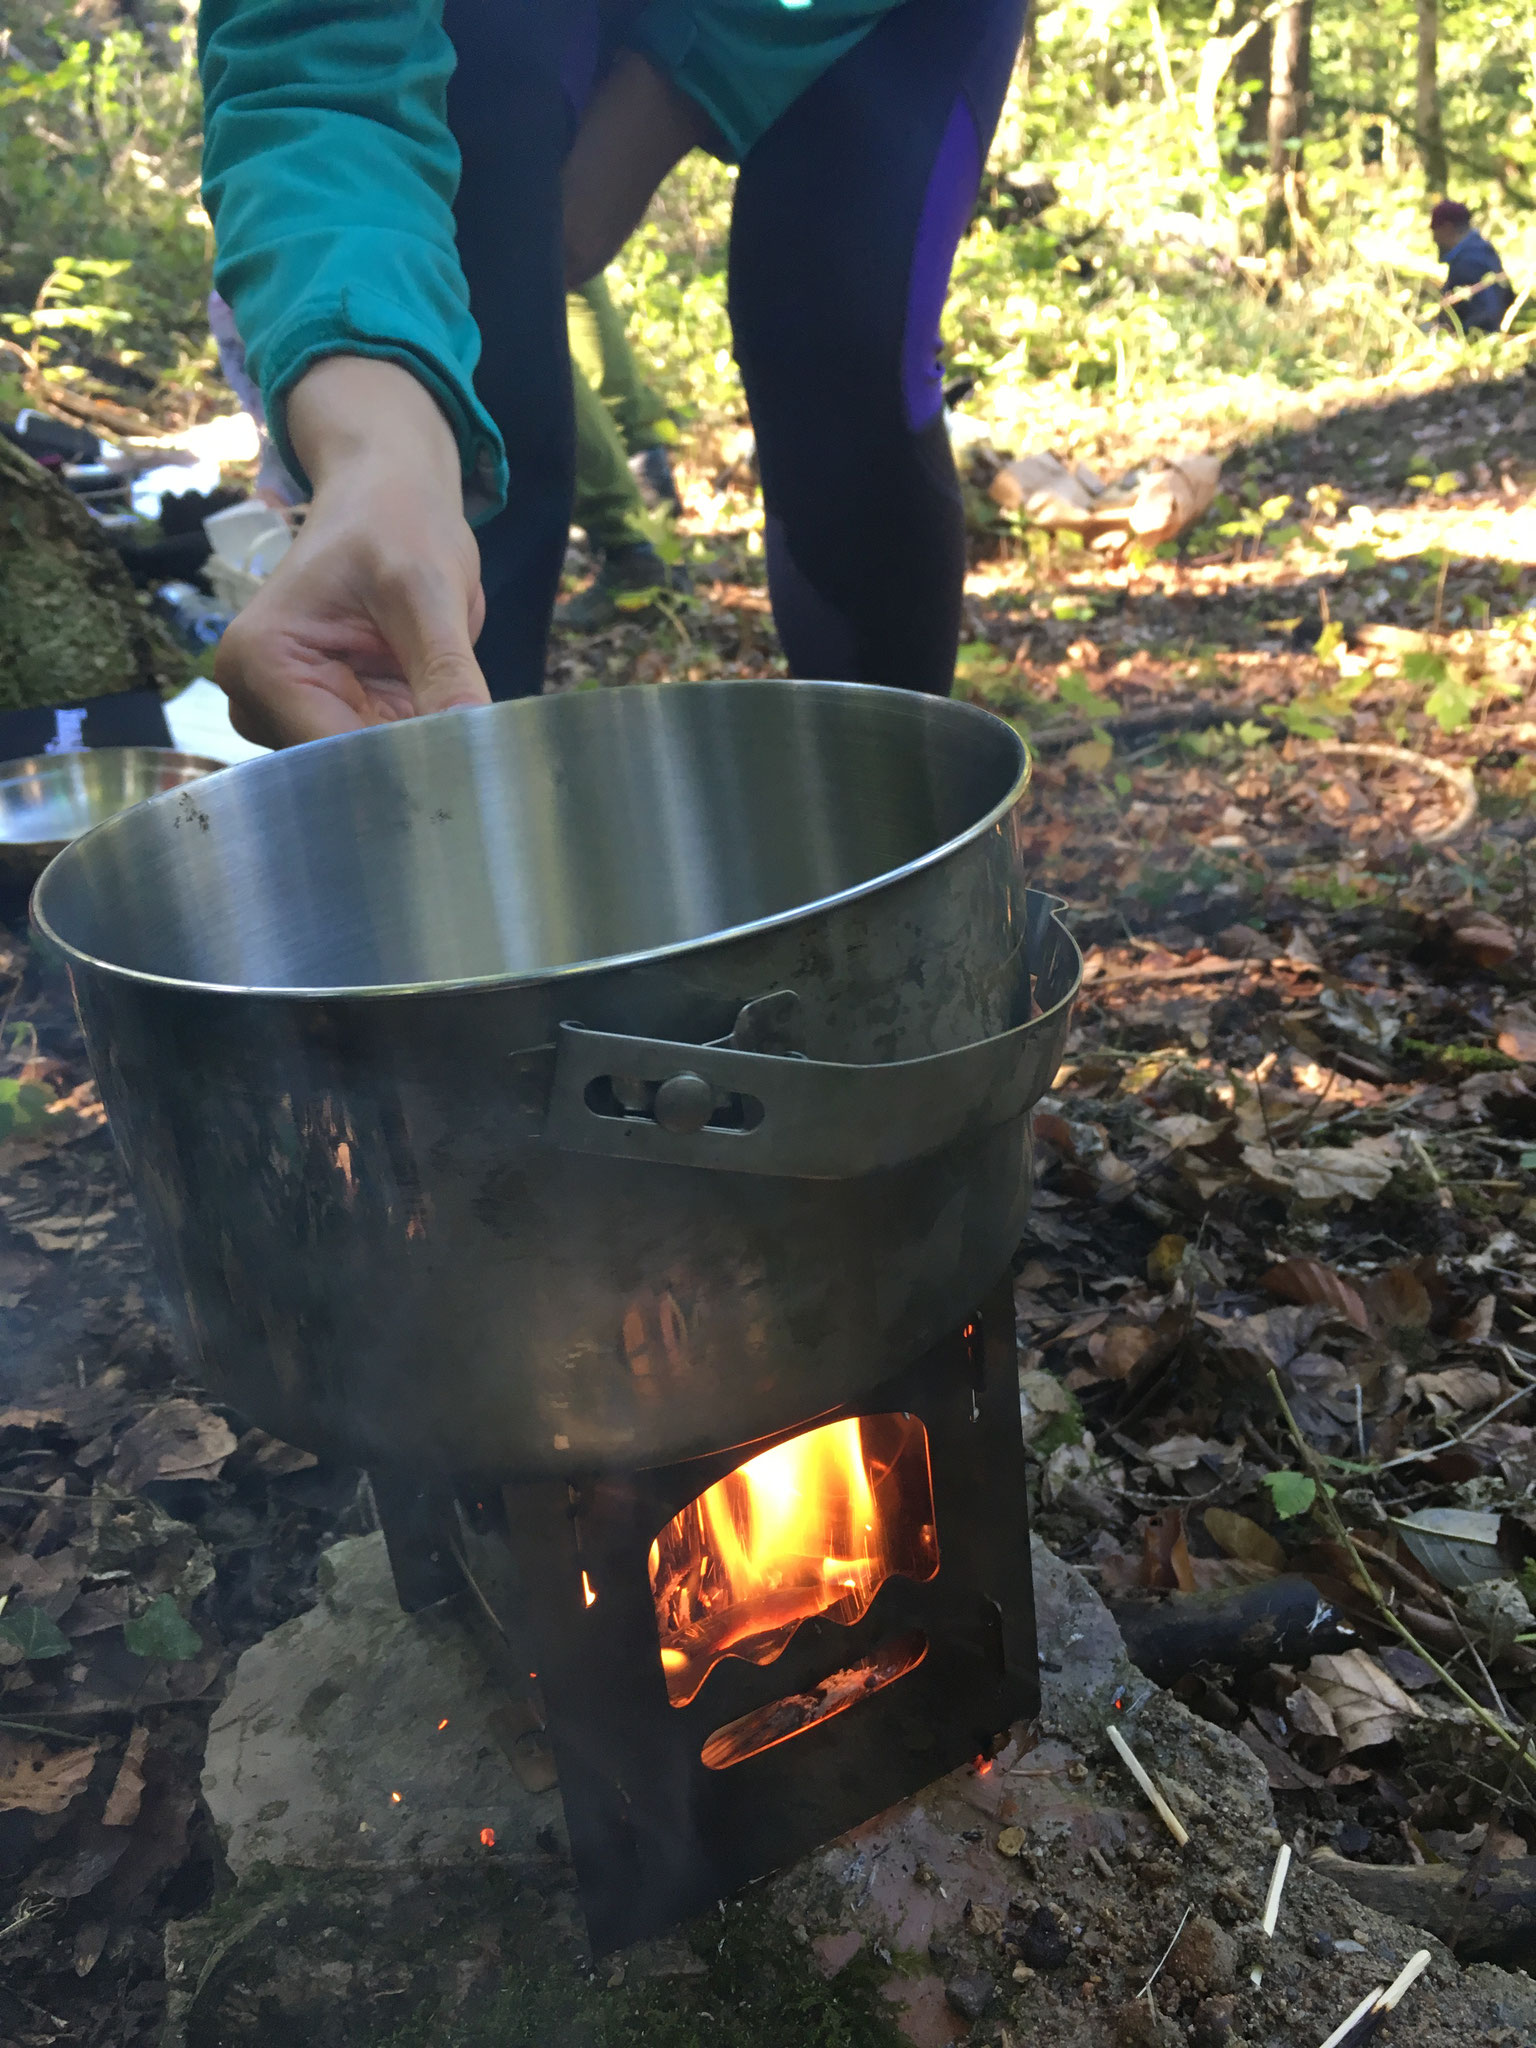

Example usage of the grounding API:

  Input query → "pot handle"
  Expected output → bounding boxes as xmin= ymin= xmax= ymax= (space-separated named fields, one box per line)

xmin=541 ymin=891 xmax=1082 ymax=1181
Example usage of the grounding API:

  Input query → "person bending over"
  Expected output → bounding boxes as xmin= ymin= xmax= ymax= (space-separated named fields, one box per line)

xmin=198 ymin=0 xmax=1028 ymax=745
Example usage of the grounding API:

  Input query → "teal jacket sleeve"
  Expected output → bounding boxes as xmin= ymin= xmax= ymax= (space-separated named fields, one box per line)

xmin=199 ymin=0 xmax=507 ymax=516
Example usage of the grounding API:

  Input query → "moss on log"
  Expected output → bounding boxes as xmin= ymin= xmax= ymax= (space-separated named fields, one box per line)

xmin=0 ymin=431 xmax=186 ymax=712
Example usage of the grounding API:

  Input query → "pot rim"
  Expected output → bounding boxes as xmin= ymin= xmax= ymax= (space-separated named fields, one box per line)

xmin=31 ymin=680 xmax=1030 ymax=1004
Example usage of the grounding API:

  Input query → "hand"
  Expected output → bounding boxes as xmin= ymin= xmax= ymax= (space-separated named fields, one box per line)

xmin=215 ymin=358 xmax=490 ymax=748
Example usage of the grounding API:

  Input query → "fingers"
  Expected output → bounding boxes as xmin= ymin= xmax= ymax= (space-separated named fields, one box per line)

xmin=373 ymin=564 xmax=492 ymax=720
xmin=216 ymin=621 xmax=374 ymax=749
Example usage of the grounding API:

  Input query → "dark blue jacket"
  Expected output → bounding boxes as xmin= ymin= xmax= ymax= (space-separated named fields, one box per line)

xmin=1444 ymin=230 xmax=1514 ymax=334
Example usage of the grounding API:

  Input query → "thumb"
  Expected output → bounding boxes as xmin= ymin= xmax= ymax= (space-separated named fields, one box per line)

xmin=379 ymin=566 xmax=492 ymax=719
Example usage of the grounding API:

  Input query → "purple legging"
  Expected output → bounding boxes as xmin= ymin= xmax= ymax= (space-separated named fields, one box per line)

xmin=446 ymin=0 xmax=1028 ymax=698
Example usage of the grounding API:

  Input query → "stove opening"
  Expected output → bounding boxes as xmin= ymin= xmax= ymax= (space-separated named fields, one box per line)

xmin=648 ymin=1413 xmax=938 ymax=1710
xmin=701 ymin=1629 xmax=929 ymax=1769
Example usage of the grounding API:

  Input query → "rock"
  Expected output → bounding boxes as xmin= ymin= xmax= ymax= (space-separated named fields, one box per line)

xmin=1166 ymin=1916 xmax=1238 ymax=1997
xmin=1109 ymin=1996 xmax=1184 ymax=2045
xmin=1189 ymin=1993 xmax=1238 ymax=2045
xmin=1011 ymin=1902 xmax=1072 ymax=1970
xmin=202 ymin=1533 xmax=562 ymax=1875
xmin=944 ymin=1971 xmax=995 ymax=2021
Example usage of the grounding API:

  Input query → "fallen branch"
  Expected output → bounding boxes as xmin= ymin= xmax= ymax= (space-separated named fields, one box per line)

xmin=1312 ymin=1849 xmax=1536 ymax=1964
xmin=1109 ymin=1577 xmax=1355 ymax=1685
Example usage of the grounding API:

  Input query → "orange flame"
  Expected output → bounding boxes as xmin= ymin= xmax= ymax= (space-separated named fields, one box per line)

xmin=648 ymin=1414 xmax=937 ymax=1707
xmin=479 ymin=1826 xmax=496 ymax=1849
xmin=581 ymin=1570 xmax=598 ymax=1608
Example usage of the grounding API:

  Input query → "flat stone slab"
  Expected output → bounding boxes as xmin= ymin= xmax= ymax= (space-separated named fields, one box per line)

xmin=203 ymin=1532 xmax=563 ymax=1875
xmin=188 ymin=1532 xmax=1536 ymax=2048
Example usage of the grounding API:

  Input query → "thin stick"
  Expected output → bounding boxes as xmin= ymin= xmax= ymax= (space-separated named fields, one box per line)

xmin=1376 ymin=1949 xmax=1432 ymax=2013
xmin=1318 ymin=1983 xmax=1386 ymax=2048
xmin=1107 ymin=1723 xmax=1190 ymax=1847
xmin=1261 ymin=1842 xmax=1292 ymax=1938
xmin=1266 ymin=1372 xmax=1535 ymax=1772
xmin=1137 ymin=1902 xmax=1193 ymax=1999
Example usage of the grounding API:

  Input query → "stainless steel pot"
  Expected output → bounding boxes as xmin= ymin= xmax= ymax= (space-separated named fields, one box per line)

xmin=33 ymin=681 xmax=1079 ymax=1476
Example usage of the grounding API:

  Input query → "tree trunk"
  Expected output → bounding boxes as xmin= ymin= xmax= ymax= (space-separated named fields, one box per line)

xmin=1231 ymin=13 xmax=1271 ymax=169
xmin=1265 ymin=0 xmax=1313 ymax=253
xmin=1416 ymin=0 xmax=1449 ymax=194
xmin=0 ymin=435 xmax=185 ymax=714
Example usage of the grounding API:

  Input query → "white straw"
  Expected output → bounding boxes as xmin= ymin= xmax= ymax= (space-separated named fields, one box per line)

xmin=1106 ymin=1723 xmax=1191 ymax=1848
xmin=1377 ymin=1949 xmax=1432 ymax=2013
xmin=1317 ymin=1983 xmax=1385 ymax=2048
xmin=1261 ymin=1843 xmax=1293 ymax=1938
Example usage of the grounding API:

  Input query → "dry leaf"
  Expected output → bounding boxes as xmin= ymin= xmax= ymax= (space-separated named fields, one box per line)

xmin=1305 ymin=1649 xmax=1423 ymax=1751
xmin=238 ymin=1429 xmax=319 ymax=1477
xmin=108 ymin=1399 xmax=237 ymax=1492
xmin=1241 ymin=1135 xmax=1397 ymax=1206
xmin=1142 ymin=1506 xmax=1197 ymax=1592
xmin=1018 ymin=1369 xmax=1077 ymax=1443
xmin=1450 ymin=1294 xmax=1497 ymax=1343
xmin=1393 ymin=1506 xmax=1505 ymax=1588
xmin=1496 ymin=1002 xmax=1536 ymax=1062
xmin=1261 ymin=1257 xmax=1369 ymax=1332
xmin=1150 ymin=1114 xmax=1229 ymax=1151
xmin=1199 ymin=1304 xmax=1325 ymax=1377
xmin=1143 ymin=1434 xmax=1232 ymax=1487
xmin=1239 ymin=1721 xmax=1324 ymax=1791
xmin=1088 ymin=1320 xmax=1159 ymax=1380
xmin=1285 ymin=1683 xmax=1339 ymax=1741
xmin=1364 ymin=1265 xmax=1434 ymax=1333
xmin=0 ymin=1734 xmax=98 ymax=1815
xmin=1405 ymin=1367 xmax=1502 ymax=1418
xmin=101 ymin=1724 xmax=149 ymax=1828
xmin=1449 ymin=916 xmax=1519 ymax=969
xmin=1203 ymin=1507 xmax=1286 ymax=1572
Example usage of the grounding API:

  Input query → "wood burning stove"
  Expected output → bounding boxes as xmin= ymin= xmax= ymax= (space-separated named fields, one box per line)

xmin=371 ymin=1276 xmax=1035 ymax=1953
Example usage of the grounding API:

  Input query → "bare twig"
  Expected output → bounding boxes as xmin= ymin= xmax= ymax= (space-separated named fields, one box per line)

xmin=1137 ymin=1902 xmax=1193 ymax=1999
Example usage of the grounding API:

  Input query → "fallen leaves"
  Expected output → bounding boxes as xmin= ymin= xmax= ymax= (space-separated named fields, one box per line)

xmin=1262 ymin=1256 xmax=1370 ymax=1332
xmin=1240 ymin=1134 xmax=1399 ymax=1206
xmin=1447 ymin=912 xmax=1520 ymax=970
xmin=1404 ymin=1366 xmax=1502 ymax=1418
xmin=0 ymin=1734 xmax=98 ymax=1815
xmin=108 ymin=1399 xmax=237 ymax=1491
xmin=101 ymin=1725 xmax=149 ymax=1828
xmin=1304 ymin=1650 xmax=1423 ymax=1751
xmin=1392 ymin=1507 xmax=1505 ymax=1589
xmin=1204 ymin=1507 xmax=1287 ymax=1571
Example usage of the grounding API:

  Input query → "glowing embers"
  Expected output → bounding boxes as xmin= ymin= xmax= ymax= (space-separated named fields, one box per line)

xmin=701 ymin=1630 xmax=928 ymax=1770
xmin=648 ymin=1413 xmax=938 ymax=1710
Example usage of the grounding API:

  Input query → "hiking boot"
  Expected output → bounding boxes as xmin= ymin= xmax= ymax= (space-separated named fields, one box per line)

xmin=555 ymin=541 xmax=690 ymax=631
xmin=628 ymin=445 xmax=682 ymax=513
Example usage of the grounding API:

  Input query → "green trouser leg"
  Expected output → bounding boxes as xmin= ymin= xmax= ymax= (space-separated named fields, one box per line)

xmin=568 ymin=274 xmax=669 ymax=454
xmin=570 ymin=361 xmax=650 ymax=555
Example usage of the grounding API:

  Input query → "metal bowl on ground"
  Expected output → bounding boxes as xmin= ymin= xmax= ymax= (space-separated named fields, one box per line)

xmin=0 ymin=747 xmax=225 ymax=884
xmin=33 ymin=681 xmax=1080 ymax=1477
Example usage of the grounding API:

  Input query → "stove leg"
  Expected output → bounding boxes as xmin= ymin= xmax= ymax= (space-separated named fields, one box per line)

xmin=367 ymin=1469 xmax=462 ymax=1612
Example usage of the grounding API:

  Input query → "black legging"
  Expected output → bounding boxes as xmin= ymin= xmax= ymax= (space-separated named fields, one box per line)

xmin=443 ymin=0 xmax=1026 ymax=700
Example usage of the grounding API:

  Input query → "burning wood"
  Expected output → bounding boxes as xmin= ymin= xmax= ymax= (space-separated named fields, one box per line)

xmin=648 ymin=1414 xmax=937 ymax=1706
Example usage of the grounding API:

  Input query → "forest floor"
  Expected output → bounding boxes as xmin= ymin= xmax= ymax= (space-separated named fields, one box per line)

xmin=3 ymin=358 xmax=1536 ymax=2046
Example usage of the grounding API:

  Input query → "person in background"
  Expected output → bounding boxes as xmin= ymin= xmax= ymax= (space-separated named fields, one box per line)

xmin=199 ymin=0 xmax=1030 ymax=746
xmin=206 ymin=290 xmax=304 ymax=508
xmin=563 ymin=272 xmax=686 ymax=629
xmin=1430 ymin=200 xmax=1515 ymax=336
